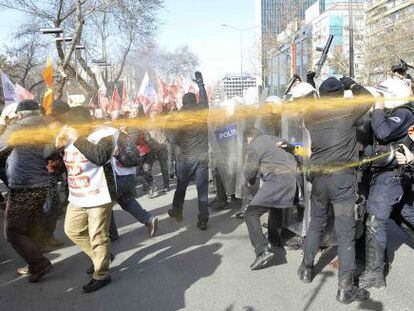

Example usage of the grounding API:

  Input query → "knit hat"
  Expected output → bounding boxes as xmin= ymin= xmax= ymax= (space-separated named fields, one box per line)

xmin=50 ymin=99 xmax=70 ymax=116
xmin=16 ymin=99 xmax=40 ymax=112
xmin=319 ymin=77 xmax=344 ymax=97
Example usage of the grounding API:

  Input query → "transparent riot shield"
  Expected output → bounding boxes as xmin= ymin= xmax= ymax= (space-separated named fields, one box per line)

xmin=208 ymin=104 xmax=242 ymax=197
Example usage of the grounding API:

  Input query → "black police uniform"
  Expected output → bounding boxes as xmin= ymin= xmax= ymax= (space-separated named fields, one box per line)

xmin=360 ymin=103 xmax=414 ymax=287
xmin=301 ymin=79 xmax=372 ymax=291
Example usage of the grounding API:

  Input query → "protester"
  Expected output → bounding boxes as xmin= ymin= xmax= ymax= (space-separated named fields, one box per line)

xmin=298 ymin=76 xmax=372 ymax=304
xmin=243 ymin=127 xmax=297 ymax=270
xmin=56 ymin=107 xmax=115 ymax=293
xmin=0 ymin=99 xmax=53 ymax=282
xmin=108 ymin=124 xmax=159 ymax=240
xmin=168 ymin=71 xmax=210 ymax=230
xmin=147 ymin=110 xmax=170 ymax=192
xmin=40 ymin=99 xmax=71 ymax=252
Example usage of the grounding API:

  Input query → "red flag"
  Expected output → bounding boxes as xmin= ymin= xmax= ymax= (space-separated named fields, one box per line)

xmin=110 ymin=86 xmax=121 ymax=113
xmin=157 ymin=76 xmax=169 ymax=98
xmin=15 ymin=83 xmax=35 ymax=101
xmin=121 ymin=81 xmax=128 ymax=110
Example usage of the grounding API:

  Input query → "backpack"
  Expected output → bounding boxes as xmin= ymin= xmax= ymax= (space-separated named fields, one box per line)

xmin=115 ymin=131 xmax=141 ymax=167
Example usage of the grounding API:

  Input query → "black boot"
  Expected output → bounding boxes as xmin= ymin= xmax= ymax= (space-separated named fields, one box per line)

xmin=297 ymin=259 xmax=313 ymax=284
xmin=359 ymin=215 xmax=387 ymax=289
xmin=337 ymin=274 xmax=370 ymax=304
xmin=250 ymin=248 xmax=274 ymax=270
xmin=168 ymin=208 xmax=183 ymax=222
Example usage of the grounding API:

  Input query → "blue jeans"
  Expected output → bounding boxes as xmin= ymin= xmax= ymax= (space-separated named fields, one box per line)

xmin=109 ymin=174 xmax=152 ymax=237
xmin=172 ymin=156 xmax=209 ymax=222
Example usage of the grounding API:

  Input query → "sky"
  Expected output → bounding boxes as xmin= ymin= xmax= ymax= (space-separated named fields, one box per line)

xmin=0 ymin=0 xmax=259 ymax=82
xmin=157 ymin=0 xmax=259 ymax=81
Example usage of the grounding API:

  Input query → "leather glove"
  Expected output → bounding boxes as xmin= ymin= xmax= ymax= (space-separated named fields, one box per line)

xmin=340 ymin=76 xmax=356 ymax=90
xmin=306 ymin=71 xmax=316 ymax=80
xmin=395 ymin=144 xmax=414 ymax=165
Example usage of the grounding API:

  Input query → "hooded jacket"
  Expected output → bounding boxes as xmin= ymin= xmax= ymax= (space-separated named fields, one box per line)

xmin=0 ymin=111 xmax=51 ymax=189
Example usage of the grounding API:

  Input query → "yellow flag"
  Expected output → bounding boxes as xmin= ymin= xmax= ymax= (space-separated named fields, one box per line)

xmin=43 ymin=88 xmax=53 ymax=116
xmin=43 ymin=57 xmax=53 ymax=88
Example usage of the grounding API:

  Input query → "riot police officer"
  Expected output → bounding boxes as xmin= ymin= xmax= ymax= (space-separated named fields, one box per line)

xmin=297 ymin=76 xmax=371 ymax=304
xmin=359 ymin=77 xmax=414 ymax=289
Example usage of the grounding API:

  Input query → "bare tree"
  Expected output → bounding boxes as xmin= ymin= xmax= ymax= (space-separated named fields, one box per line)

xmin=0 ymin=0 xmax=163 ymax=99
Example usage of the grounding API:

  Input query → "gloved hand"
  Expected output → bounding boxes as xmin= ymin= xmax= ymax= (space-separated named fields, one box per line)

xmin=194 ymin=71 xmax=203 ymax=84
xmin=340 ymin=76 xmax=356 ymax=90
xmin=306 ymin=71 xmax=316 ymax=80
xmin=395 ymin=144 xmax=414 ymax=165
xmin=408 ymin=125 xmax=414 ymax=142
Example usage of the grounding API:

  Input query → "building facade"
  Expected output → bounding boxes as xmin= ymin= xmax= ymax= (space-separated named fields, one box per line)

xmin=365 ymin=0 xmax=414 ymax=83
xmin=217 ymin=74 xmax=258 ymax=100
xmin=260 ymin=0 xmax=367 ymax=95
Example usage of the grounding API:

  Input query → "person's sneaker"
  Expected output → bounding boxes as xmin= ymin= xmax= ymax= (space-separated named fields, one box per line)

xmin=161 ymin=187 xmax=170 ymax=193
xmin=359 ymin=271 xmax=387 ymax=289
xmin=210 ymin=201 xmax=229 ymax=211
xmin=336 ymin=286 xmax=370 ymax=304
xmin=82 ymin=277 xmax=111 ymax=293
xmin=197 ymin=220 xmax=208 ymax=231
xmin=148 ymin=217 xmax=158 ymax=237
xmin=86 ymin=253 xmax=115 ymax=275
xmin=284 ymin=236 xmax=304 ymax=251
xmin=250 ymin=249 xmax=274 ymax=270
xmin=17 ymin=265 xmax=30 ymax=276
xmin=148 ymin=185 xmax=156 ymax=199
xmin=28 ymin=263 xmax=53 ymax=283
xmin=297 ymin=260 xmax=313 ymax=284
xmin=168 ymin=208 xmax=183 ymax=222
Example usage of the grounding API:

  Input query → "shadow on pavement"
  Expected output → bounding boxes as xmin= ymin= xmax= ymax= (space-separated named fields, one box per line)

xmin=0 ymin=195 xmax=244 ymax=311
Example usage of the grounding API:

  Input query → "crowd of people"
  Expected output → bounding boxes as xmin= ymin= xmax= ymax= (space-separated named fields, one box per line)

xmin=0 ymin=66 xmax=414 ymax=306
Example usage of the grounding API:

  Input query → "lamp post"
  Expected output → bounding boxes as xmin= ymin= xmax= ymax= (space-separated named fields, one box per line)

xmin=222 ymin=24 xmax=259 ymax=99
xmin=349 ymin=0 xmax=355 ymax=78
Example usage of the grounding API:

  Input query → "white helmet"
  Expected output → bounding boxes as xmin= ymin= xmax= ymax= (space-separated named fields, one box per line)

xmin=290 ymin=82 xmax=316 ymax=99
xmin=378 ymin=77 xmax=412 ymax=109
xmin=266 ymin=96 xmax=282 ymax=105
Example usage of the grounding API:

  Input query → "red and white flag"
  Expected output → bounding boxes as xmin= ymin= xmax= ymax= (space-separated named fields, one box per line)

xmin=15 ymin=83 xmax=35 ymax=101
xmin=121 ymin=80 xmax=129 ymax=112
xmin=110 ymin=86 xmax=122 ymax=113
xmin=98 ymin=89 xmax=109 ymax=113
xmin=138 ymin=72 xmax=157 ymax=114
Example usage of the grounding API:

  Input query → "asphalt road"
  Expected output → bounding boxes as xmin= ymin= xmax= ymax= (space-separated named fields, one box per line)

xmin=0 ymin=175 xmax=414 ymax=311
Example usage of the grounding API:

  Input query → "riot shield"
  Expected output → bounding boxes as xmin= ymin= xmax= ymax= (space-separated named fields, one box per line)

xmin=208 ymin=101 xmax=244 ymax=197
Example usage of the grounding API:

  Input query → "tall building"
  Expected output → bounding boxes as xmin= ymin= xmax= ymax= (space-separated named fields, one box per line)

xmin=365 ymin=0 xmax=414 ymax=83
xmin=261 ymin=0 xmax=319 ymax=35
xmin=260 ymin=0 xmax=367 ymax=95
xmin=219 ymin=74 xmax=258 ymax=100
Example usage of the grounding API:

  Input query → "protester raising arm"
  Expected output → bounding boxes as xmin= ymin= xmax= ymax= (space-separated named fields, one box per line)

xmin=194 ymin=71 xmax=208 ymax=107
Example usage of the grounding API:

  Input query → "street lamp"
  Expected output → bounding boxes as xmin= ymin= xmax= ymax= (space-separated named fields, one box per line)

xmin=40 ymin=28 xmax=63 ymax=35
xmin=55 ymin=36 xmax=73 ymax=43
xmin=222 ymin=24 xmax=259 ymax=99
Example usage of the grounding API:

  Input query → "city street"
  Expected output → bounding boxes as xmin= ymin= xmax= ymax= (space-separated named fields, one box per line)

xmin=0 ymin=176 xmax=414 ymax=311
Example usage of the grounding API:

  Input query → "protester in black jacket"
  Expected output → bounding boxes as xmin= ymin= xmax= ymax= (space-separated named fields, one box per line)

xmin=168 ymin=71 xmax=210 ymax=230
xmin=243 ymin=128 xmax=297 ymax=270
xmin=0 ymin=100 xmax=52 ymax=283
